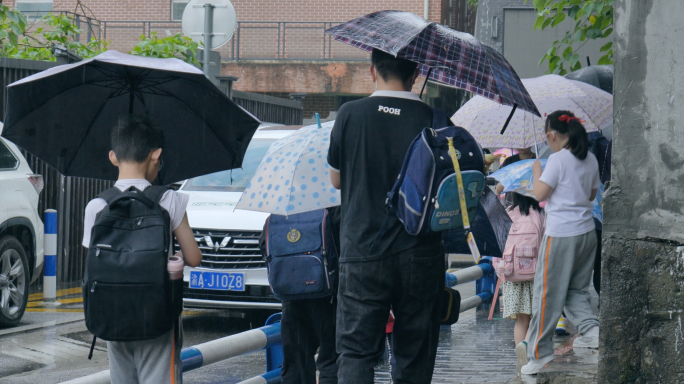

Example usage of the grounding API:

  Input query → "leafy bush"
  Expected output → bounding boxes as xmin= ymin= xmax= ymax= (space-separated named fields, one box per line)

xmin=131 ymin=31 xmax=200 ymax=66
xmin=530 ymin=0 xmax=613 ymax=74
xmin=0 ymin=6 xmax=107 ymax=60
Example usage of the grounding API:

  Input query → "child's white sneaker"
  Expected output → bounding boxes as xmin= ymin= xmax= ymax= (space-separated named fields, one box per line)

xmin=515 ymin=341 xmax=528 ymax=373
xmin=520 ymin=354 xmax=555 ymax=375
xmin=573 ymin=326 xmax=599 ymax=349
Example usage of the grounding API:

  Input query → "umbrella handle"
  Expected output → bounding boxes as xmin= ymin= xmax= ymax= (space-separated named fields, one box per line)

xmin=419 ymin=67 xmax=433 ymax=98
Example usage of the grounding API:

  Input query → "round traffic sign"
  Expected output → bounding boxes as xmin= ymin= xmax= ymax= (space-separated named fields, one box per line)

xmin=181 ymin=0 xmax=237 ymax=50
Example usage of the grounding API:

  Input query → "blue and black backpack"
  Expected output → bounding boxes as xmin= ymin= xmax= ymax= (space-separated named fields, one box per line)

xmin=372 ymin=110 xmax=486 ymax=252
xmin=264 ymin=209 xmax=338 ymax=301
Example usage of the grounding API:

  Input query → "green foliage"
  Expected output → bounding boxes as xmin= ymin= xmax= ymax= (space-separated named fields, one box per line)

xmin=529 ymin=0 xmax=613 ymax=75
xmin=0 ymin=6 xmax=108 ymax=61
xmin=131 ymin=31 xmax=200 ymax=66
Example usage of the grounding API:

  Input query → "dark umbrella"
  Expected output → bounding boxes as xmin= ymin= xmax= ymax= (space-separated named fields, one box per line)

xmin=564 ymin=65 xmax=613 ymax=94
xmin=1 ymin=50 xmax=260 ymax=184
xmin=442 ymin=189 xmax=512 ymax=258
xmin=326 ymin=10 xmax=540 ymax=121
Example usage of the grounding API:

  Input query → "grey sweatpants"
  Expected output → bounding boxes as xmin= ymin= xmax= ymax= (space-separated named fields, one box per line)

xmin=108 ymin=318 xmax=183 ymax=384
xmin=527 ymin=231 xmax=599 ymax=360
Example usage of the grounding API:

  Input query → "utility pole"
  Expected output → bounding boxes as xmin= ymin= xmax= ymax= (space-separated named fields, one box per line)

xmin=601 ymin=1 xmax=684 ymax=382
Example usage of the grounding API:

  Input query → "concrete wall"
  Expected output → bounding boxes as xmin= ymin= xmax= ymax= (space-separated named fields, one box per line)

xmin=474 ymin=0 xmax=609 ymax=78
xmin=473 ymin=0 xmax=529 ymax=53
xmin=502 ymin=8 xmax=607 ymax=78
xmin=601 ymin=0 xmax=684 ymax=382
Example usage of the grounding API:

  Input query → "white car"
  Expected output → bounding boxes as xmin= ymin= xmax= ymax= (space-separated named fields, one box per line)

xmin=177 ymin=125 xmax=300 ymax=314
xmin=0 ymin=137 xmax=45 ymax=327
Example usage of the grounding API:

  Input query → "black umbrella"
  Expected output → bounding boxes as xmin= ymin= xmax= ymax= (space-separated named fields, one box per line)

xmin=564 ymin=65 xmax=613 ymax=94
xmin=442 ymin=189 xmax=512 ymax=258
xmin=1 ymin=50 xmax=260 ymax=184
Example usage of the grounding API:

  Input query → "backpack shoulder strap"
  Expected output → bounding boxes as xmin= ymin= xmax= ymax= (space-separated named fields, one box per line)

xmin=97 ymin=187 xmax=123 ymax=205
xmin=143 ymin=185 xmax=172 ymax=204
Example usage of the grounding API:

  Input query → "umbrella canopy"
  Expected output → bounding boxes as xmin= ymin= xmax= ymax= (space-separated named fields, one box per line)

xmin=565 ymin=65 xmax=613 ymax=94
xmin=593 ymin=183 xmax=604 ymax=223
xmin=443 ymin=189 xmax=512 ymax=258
xmin=236 ymin=121 xmax=340 ymax=215
xmin=451 ymin=75 xmax=612 ymax=148
xmin=1 ymin=50 xmax=260 ymax=184
xmin=326 ymin=10 xmax=540 ymax=116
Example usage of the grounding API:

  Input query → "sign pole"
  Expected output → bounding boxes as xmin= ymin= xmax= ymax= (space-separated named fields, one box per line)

xmin=203 ymin=3 xmax=214 ymax=76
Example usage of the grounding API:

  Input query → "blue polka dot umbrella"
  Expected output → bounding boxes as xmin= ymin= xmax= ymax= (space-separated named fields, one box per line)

xmin=236 ymin=120 xmax=340 ymax=215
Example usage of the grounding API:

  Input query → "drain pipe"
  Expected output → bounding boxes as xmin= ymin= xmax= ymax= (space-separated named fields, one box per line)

xmin=424 ymin=0 xmax=430 ymax=19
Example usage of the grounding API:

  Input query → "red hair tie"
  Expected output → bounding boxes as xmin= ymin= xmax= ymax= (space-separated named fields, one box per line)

xmin=558 ymin=114 xmax=585 ymax=124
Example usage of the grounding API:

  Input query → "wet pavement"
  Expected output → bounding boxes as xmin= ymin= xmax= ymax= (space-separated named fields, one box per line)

xmin=0 ymin=276 xmax=598 ymax=383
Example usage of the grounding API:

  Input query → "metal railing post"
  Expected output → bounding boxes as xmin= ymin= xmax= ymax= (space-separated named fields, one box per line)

xmin=86 ymin=18 xmax=92 ymax=43
xmin=75 ymin=15 xmax=81 ymax=42
xmin=277 ymin=22 xmax=281 ymax=59
xmin=236 ymin=24 xmax=240 ymax=62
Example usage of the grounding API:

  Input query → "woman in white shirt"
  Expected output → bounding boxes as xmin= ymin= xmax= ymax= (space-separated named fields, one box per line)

xmin=520 ymin=111 xmax=601 ymax=375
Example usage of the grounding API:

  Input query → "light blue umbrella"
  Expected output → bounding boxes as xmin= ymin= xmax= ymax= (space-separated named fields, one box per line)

xmin=491 ymin=159 xmax=603 ymax=222
xmin=592 ymin=183 xmax=604 ymax=223
xmin=236 ymin=120 xmax=340 ymax=215
xmin=490 ymin=159 xmax=546 ymax=199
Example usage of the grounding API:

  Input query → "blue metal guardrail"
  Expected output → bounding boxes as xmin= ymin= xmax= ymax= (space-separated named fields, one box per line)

xmin=446 ymin=256 xmax=497 ymax=313
xmin=65 ymin=260 xmax=497 ymax=383
xmin=63 ymin=317 xmax=285 ymax=384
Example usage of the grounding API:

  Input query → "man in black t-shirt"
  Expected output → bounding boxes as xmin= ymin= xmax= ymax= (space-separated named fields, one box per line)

xmin=328 ymin=50 xmax=446 ymax=384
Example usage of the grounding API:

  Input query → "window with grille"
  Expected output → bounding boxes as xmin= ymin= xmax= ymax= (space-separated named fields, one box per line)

xmin=15 ymin=0 xmax=53 ymax=19
xmin=172 ymin=0 xmax=190 ymax=21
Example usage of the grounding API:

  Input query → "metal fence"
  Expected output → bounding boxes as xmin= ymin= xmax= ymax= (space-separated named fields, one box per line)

xmin=233 ymin=91 xmax=302 ymax=125
xmin=101 ymin=20 xmax=369 ymax=62
xmin=22 ymin=154 xmax=114 ymax=283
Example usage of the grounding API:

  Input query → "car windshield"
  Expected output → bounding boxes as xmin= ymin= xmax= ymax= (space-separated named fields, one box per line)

xmin=182 ymin=139 xmax=275 ymax=192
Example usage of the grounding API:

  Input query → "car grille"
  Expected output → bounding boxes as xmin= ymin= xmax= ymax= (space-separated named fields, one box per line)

xmin=183 ymin=282 xmax=279 ymax=303
xmin=174 ymin=229 xmax=264 ymax=269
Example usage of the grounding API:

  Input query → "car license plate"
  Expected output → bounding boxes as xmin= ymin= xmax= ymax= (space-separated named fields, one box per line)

xmin=189 ymin=271 xmax=245 ymax=291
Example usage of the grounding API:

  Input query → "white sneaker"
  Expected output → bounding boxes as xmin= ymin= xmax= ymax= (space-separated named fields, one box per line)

xmin=515 ymin=341 xmax=528 ymax=373
xmin=573 ymin=326 xmax=599 ymax=349
xmin=520 ymin=354 xmax=555 ymax=375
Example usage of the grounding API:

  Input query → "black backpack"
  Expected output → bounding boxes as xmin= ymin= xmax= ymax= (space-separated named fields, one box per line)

xmin=82 ymin=186 xmax=182 ymax=350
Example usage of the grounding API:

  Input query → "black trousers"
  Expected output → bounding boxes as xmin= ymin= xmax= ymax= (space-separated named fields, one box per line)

xmin=336 ymin=247 xmax=445 ymax=384
xmin=280 ymin=296 xmax=338 ymax=384
xmin=594 ymin=229 xmax=602 ymax=295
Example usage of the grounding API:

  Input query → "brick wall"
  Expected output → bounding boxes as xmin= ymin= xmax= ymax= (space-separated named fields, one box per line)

xmin=4 ymin=0 xmax=443 ymax=24
xmin=223 ymin=61 xmax=427 ymax=95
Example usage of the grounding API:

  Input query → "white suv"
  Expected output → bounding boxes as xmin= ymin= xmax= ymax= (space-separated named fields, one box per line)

xmin=177 ymin=126 xmax=299 ymax=315
xmin=0 ymin=137 xmax=45 ymax=327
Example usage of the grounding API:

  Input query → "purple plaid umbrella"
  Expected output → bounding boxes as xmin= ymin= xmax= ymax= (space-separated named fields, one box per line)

xmin=326 ymin=10 xmax=540 ymax=119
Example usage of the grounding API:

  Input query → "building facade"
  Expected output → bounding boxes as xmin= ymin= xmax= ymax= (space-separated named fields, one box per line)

xmin=473 ymin=0 xmax=609 ymax=78
xmin=4 ymin=0 xmax=476 ymax=120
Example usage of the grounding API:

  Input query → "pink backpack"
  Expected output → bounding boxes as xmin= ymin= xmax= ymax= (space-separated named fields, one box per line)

xmin=494 ymin=207 xmax=545 ymax=282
